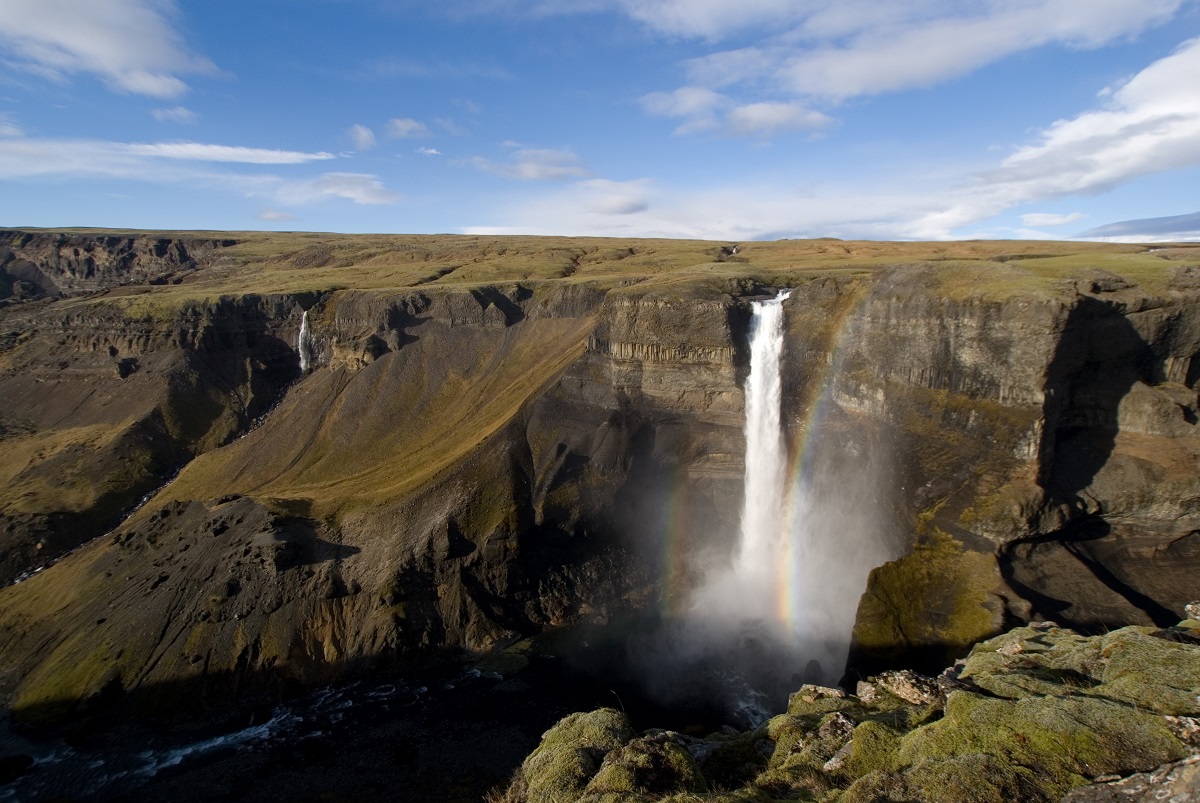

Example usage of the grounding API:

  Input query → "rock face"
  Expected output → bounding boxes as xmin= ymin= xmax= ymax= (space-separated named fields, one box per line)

xmin=498 ymin=619 xmax=1200 ymax=803
xmin=1 ymin=231 xmax=1199 ymax=730
xmin=0 ymin=230 xmax=236 ymax=301
xmin=0 ymin=267 xmax=753 ymax=723
xmin=0 ymin=292 xmax=303 ymax=583
xmin=826 ymin=268 xmax=1200 ymax=674
xmin=1062 ymin=755 xmax=1200 ymax=802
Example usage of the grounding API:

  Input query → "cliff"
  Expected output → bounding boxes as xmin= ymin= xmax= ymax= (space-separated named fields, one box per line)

xmin=0 ymin=229 xmax=236 ymax=301
xmin=0 ymin=229 xmax=1198 ymax=733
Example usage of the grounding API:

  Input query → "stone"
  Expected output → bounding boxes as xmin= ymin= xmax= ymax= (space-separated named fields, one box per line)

xmin=875 ymin=670 xmax=940 ymax=706
xmin=856 ymin=681 xmax=879 ymax=705
xmin=1061 ymin=754 xmax=1200 ymax=802
xmin=793 ymin=684 xmax=848 ymax=704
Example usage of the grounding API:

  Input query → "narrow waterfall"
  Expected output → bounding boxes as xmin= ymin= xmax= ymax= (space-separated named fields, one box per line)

xmin=734 ymin=289 xmax=792 ymax=600
xmin=298 ymin=309 xmax=313 ymax=373
xmin=624 ymin=286 xmax=892 ymax=720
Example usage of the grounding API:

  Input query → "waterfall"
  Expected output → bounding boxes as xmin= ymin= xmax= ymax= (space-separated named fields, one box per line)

xmin=633 ymin=286 xmax=894 ymax=718
xmin=733 ymin=290 xmax=792 ymax=604
xmin=298 ymin=309 xmax=313 ymax=373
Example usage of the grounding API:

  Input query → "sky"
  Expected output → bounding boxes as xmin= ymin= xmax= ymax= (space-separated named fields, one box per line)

xmin=0 ymin=0 xmax=1199 ymax=241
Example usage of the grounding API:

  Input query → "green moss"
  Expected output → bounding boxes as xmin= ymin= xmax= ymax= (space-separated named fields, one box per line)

xmin=902 ymin=755 xmax=1041 ymax=803
xmin=896 ymin=690 xmax=1188 ymax=800
xmin=12 ymin=635 xmax=123 ymax=726
xmin=786 ymin=695 xmax=859 ymax=721
xmin=839 ymin=721 xmax=903 ymax=780
xmin=752 ymin=763 xmax=836 ymax=801
xmin=697 ymin=730 xmax=772 ymax=790
xmin=518 ymin=708 xmax=635 ymax=803
xmin=851 ymin=530 xmax=1002 ymax=674
xmin=961 ymin=625 xmax=1200 ymax=716
xmin=840 ymin=769 xmax=910 ymax=803
xmin=765 ymin=715 xmax=811 ymax=768
xmin=583 ymin=734 xmax=708 ymax=798
xmin=1096 ymin=629 xmax=1200 ymax=714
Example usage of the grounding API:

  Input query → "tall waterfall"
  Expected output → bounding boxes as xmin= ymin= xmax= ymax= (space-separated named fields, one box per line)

xmin=621 ymin=286 xmax=895 ymax=721
xmin=733 ymin=290 xmax=793 ymax=609
xmin=298 ymin=309 xmax=313 ymax=373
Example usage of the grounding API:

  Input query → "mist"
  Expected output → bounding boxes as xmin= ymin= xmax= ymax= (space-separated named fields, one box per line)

xmin=609 ymin=291 xmax=899 ymax=725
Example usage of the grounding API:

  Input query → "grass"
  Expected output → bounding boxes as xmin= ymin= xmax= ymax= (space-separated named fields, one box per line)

xmin=153 ymin=313 xmax=596 ymax=520
xmin=0 ymin=422 xmax=133 ymax=514
xmin=19 ymin=228 xmax=1196 ymax=320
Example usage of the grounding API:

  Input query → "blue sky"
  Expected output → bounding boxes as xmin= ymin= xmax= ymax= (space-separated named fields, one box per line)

xmin=1 ymin=0 xmax=1199 ymax=241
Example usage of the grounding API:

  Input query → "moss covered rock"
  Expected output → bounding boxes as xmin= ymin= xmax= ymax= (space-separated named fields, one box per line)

xmin=581 ymin=731 xmax=708 ymax=799
xmin=850 ymin=530 xmax=1005 ymax=676
xmin=498 ymin=620 xmax=1200 ymax=803
xmin=514 ymin=708 xmax=635 ymax=803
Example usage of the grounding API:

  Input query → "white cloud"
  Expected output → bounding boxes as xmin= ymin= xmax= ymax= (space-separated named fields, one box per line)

xmin=467 ymin=148 xmax=591 ymax=180
xmin=0 ymin=0 xmax=215 ymax=98
xmin=907 ymin=36 xmax=1200 ymax=237
xmin=458 ymin=38 xmax=1200 ymax=241
xmin=641 ymin=86 xmax=725 ymax=134
xmin=435 ymin=117 xmax=468 ymax=136
xmin=0 ymin=114 xmax=21 ymax=138
xmin=0 ymin=134 xmax=397 ymax=207
xmin=771 ymin=1 xmax=1182 ymax=100
xmin=1020 ymin=212 xmax=1085 ymax=227
xmin=579 ymin=178 xmax=651 ymax=215
xmin=0 ymin=137 xmax=336 ymax=177
xmin=152 ymin=106 xmax=197 ymax=124
xmin=416 ymin=147 xmax=442 ymax=156
xmin=386 ymin=117 xmax=431 ymax=138
xmin=269 ymin=173 xmax=401 ymax=205
xmin=620 ymin=0 xmax=1190 ymax=144
xmin=434 ymin=0 xmax=1180 ymax=106
xmin=447 ymin=1 xmax=1185 ymax=103
xmin=462 ymin=179 xmax=944 ymax=240
xmin=348 ymin=124 xmax=377 ymax=151
xmin=641 ymin=87 xmax=829 ymax=137
xmin=641 ymin=86 xmax=725 ymax=118
xmin=1080 ymin=210 xmax=1200 ymax=241
xmin=618 ymin=0 xmax=813 ymax=38
xmin=726 ymin=102 xmax=831 ymax=135
xmin=674 ymin=1 xmax=1187 ymax=101
xmin=257 ymin=209 xmax=297 ymax=222
xmin=123 ymin=141 xmax=335 ymax=164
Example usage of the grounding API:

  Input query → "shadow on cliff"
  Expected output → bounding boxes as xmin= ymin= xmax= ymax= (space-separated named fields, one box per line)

xmin=1000 ymin=516 xmax=1180 ymax=629
xmin=1006 ymin=292 xmax=1180 ymax=628
xmin=1037 ymin=294 xmax=1154 ymax=499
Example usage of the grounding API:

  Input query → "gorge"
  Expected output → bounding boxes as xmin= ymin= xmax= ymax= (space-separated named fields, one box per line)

xmin=1 ymin=229 xmax=1199 ymax=800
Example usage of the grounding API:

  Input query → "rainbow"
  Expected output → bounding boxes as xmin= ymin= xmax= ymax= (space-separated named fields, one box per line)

xmin=654 ymin=280 xmax=881 ymax=637
xmin=777 ymin=281 xmax=878 ymax=634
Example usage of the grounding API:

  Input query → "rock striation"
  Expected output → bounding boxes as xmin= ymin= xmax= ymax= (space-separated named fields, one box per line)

xmin=1 ymin=230 xmax=1199 ymax=733
xmin=0 ymin=230 xmax=236 ymax=302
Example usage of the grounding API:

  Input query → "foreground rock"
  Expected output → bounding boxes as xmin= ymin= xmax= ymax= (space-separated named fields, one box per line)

xmin=496 ymin=619 xmax=1200 ymax=803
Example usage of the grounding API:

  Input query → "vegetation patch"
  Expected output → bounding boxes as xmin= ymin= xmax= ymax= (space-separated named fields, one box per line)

xmin=496 ymin=620 xmax=1200 ymax=803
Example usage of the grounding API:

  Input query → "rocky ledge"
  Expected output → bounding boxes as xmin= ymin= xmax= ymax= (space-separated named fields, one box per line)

xmin=495 ymin=614 xmax=1200 ymax=803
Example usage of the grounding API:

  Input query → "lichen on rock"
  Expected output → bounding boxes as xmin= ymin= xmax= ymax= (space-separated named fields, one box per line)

xmin=497 ymin=619 xmax=1200 ymax=803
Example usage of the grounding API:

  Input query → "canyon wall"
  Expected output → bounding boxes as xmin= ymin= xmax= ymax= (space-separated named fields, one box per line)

xmin=1 ymin=231 xmax=1197 ymax=726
